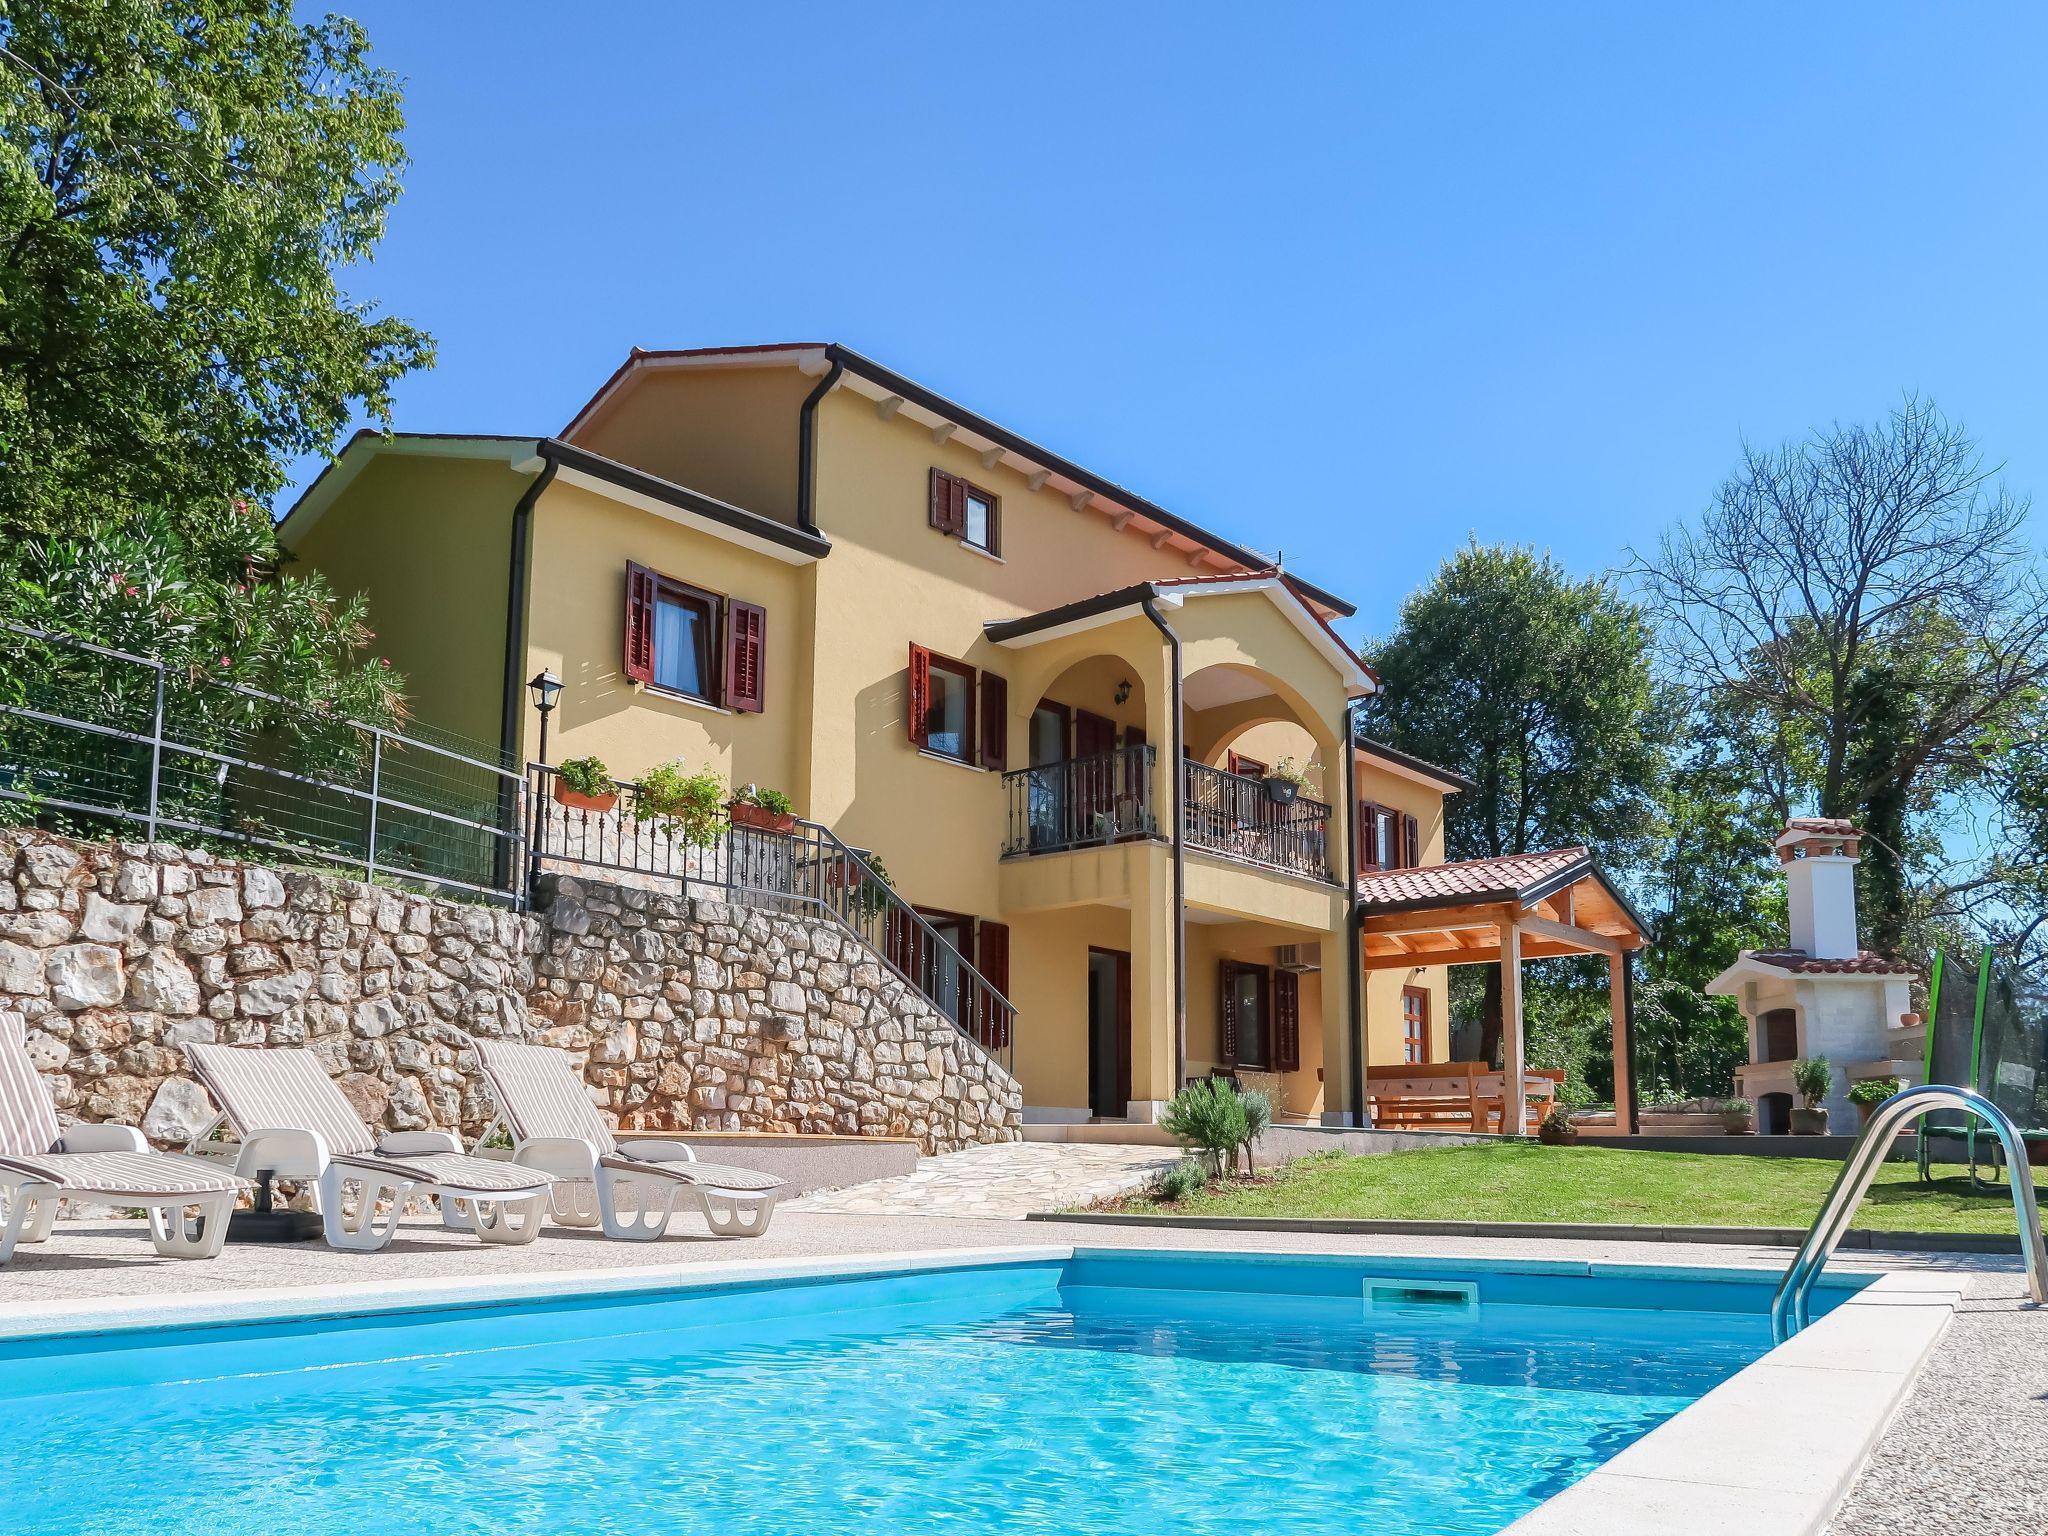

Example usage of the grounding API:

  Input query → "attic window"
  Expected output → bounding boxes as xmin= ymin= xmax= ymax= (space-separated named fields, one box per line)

xmin=930 ymin=468 xmax=1001 ymax=557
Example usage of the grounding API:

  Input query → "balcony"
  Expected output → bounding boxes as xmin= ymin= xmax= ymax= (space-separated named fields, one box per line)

xmin=1002 ymin=748 xmax=1337 ymax=883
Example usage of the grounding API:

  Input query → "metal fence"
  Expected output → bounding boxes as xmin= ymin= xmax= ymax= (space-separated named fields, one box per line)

xmin=1182 ymin=759 xmax=1335 ymax=882
xmin=530 ymin=764 xmax=1015 ymax=1066
xmin=1001 ymin=744 xmax=1157 ymax=856
xmin=0 ymin=622 xmax=526 ymax=903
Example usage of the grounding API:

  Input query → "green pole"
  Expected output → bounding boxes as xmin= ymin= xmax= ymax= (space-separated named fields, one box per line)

xmin=1918 ymin=950 xmax=1944 ymax=1180
xmin=1965 ymin=946 xmax=1993 ymax=1175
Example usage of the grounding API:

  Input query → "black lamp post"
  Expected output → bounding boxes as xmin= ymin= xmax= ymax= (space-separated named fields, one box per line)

xmin=528 ymin=669 xmax=563 ymax=767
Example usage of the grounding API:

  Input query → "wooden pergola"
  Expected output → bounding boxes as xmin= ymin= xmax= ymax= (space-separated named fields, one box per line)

xmin=1358 ymin=848 xmax=1650 ymax=1133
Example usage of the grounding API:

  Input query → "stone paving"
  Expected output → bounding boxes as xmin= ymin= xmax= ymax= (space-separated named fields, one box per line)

xmin=788 ymin=1139 xmax=1180 ymax=1217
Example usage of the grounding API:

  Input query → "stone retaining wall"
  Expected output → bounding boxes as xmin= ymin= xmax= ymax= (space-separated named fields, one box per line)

xmin=0 ymin=829 xmax=1020 ymax=1155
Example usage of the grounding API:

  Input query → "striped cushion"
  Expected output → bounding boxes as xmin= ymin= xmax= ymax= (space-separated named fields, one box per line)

xmin=336 ymin=1150 xmax=552 ymax=1195
xmin=0 ymin=1016 xmax=61 ymax=1159
xmin=0 ymin=1150 xmax=246 ymax=1199
xmin=183 ymin=1044 xmax=377 ymax=1156
xmin=601 ymin=1152 xmax=782 ymax=1193
xmin=472 ymin=1039 xmax=618 ymax=1153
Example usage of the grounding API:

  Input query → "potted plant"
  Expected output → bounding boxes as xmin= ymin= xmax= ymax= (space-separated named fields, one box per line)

xmin=552 ymin=755 xmax=618 ymax=813
xmin=1790 ymin=1056 xmax=1833 ymax=1135
xmin=1537 ymin=1102 xmax=1578 ymax=1145
xmin=1262 ymin=757 xmax=1311 ymax=804
xmin=636 ymin=758 xmax=727 ymax=846
xmin=1721 ymin=1096 xmax=1756 ymax=1135
xmin=1847 ymin=1075 xmax=1901 ymax=1127
xmin=728 ymin=783 xmax=797 ymax=834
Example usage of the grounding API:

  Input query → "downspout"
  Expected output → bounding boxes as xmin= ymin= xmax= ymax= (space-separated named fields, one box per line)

xmin=1140 ymin=595 xmax=1187 ymax=1099
xmin=496 ymin=446 xmax=560 ymax=890
xmin=1341 ymin=697 xmax=1366 ymax=1127
xmin=795 ymin=350 xmax=845 ymax=534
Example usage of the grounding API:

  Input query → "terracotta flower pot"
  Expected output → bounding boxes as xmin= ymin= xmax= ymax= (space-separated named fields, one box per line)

xmin=1722 ymin=1110 xmax=1756 ymax=1136
xmin=728 ymin=800 xmax=796 ymax=834
xmin=552 ymin=779 xmax=618 ymax=814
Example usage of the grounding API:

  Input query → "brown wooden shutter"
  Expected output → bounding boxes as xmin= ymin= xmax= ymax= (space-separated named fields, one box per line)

xmin=623 ymin=563 xmax=657 ymax=684
xmin=978 ymin=671 xmax=1008 ymax=770
xmin=1357 ymin=800 xmax=1380 ymax=872
xmin=1403 ymin=813 xmax=1420 ymax=869
xmin=723 ymin=599 xmax=767 ymax=713
xmin=1218 ymin=962 xmax=1240 ymax=1069
xmin=928 ymin=468 xmax=966 ymax=535
xmin=1273 ymin=970 xmax=1300 ymax=1072
xmin=977 ymin=919 xmax=1011 ymax=1049
xmin=907 ymin=643 xmax=932 ymax=748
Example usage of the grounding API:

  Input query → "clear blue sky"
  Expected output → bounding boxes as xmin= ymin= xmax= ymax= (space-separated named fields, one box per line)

xmin=293 ymin=2 xmax=2048 ymax=642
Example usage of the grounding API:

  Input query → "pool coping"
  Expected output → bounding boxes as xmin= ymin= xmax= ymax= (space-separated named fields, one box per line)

xmin=0 ymin=1244 xmax=1963 ymax=1536
xmin=1035 ymin=1209 xmax=2024 ymax=1253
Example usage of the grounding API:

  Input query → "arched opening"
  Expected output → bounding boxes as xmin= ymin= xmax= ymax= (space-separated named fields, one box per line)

xmin=1008 ymin=656 xmax=1153 ymax=854
xmin=1180 ymin=661 xmax=1339 ymax=882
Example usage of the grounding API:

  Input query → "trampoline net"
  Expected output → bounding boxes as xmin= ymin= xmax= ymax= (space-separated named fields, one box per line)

xmin=1923 ymin=949 xmax=1982 ymax=1135
xmin=1978 ymin=957 xmax=2048 ymax=1134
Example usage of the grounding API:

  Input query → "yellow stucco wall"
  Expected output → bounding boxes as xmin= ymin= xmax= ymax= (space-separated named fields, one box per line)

xmin=1356 ymin=754 xmax=1455 ymax=1069
xmin=568 ymin=365 xmax=815 ymax=526
xmin=281 ymin=452 xmax=527 ymax=751
xmin=518 ymin=478 xmax=811 ymax=790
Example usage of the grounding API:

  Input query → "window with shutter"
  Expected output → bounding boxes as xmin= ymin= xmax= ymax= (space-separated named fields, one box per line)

xmin=1273 ymin=970 xmax=1300 ymax=1072
xmin=907 ymin=643 xmax=932 ymax=749
xmin=1218 ymin=964 xmax=1240 ymax=1069
xmin=724 ymin=600 xmax=767 ymax=713
xmin=927 ymin=467 xmax=1000 ymax=555
xmin=623 ymin=564 xmax=657 ymax=684
xmin=978 ymin=672 xmax=1008 ymax=770
xmin=1403 ymin=813 xmax=1421 ymax=869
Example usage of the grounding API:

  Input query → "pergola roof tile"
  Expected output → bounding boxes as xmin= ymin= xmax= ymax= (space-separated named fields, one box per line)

xmin=1356 ymin=848 xmax=1591 ymax=909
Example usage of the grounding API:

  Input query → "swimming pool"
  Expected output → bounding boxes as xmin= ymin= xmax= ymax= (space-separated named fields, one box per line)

xmin=1 ymin=1249 xmax=1866 ymax=1536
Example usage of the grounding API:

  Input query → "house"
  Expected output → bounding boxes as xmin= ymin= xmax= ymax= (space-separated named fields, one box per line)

xmin=283 ymin=342 xmax=1630 ymax=1128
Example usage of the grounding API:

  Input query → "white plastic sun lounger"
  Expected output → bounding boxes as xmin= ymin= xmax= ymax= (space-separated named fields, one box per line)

xmin=467 ymin=1036 xmax=785 ymax=1239
xmin=182 ymin=1042 xmax=554 ymax=1251
xmin=0 ymin=1017 xmax=248 ymax=1264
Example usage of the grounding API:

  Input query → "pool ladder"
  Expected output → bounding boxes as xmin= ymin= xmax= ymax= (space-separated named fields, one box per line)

xmin=1772 ymin=1083 xmax=2047 ymax=1342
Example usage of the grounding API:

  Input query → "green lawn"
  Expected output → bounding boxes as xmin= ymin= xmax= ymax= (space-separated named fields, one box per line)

xmin=1103 ymin=1143 xmax=2045 ymax=1235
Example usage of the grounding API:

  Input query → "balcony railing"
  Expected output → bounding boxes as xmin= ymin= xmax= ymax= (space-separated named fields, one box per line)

xmin=1182 ymin=760 xmax=1335 ymax=881
xmin=529 ymin=766 xmax=1014 ymax=1065
xmin=1002 ymin=744 xmax=1157 ymax=856
xmin=1002 ymin=748 xmax=1337 ymax=883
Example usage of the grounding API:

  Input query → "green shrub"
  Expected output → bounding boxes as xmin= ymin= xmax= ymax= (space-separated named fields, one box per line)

xmin=1791 ymin=1056 xmax=1833 ymax=1108
xmin=1237 ymin=1087 xmax=1273 ymax=1174
xmin=1161 ymin=1077 xmax=1249 ymax=1174
xmin=557 ymin=756 xmax=615 ymax=797
xmin=1722 ymin=1096 xmax=1754 ymax=1115
xmin=1153 ymin=1157 xmax=1209 ymax=1203
xmin=637 ymin=758 xmax=726 ymax=846
xmin=1847 ymin=1076 xmax=1901 ymax=1107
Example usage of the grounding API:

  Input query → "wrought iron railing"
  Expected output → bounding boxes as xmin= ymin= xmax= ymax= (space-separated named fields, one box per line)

xmin=1182 ymin=759 xmax=1335 ymax=881
xmin=0 ymin=621 xmax=525 ymax=903
xmin=1001 ymin=744 xmax=1157 ymax=856
xmin=529 ymin=765 xmax=1014 ymax=1065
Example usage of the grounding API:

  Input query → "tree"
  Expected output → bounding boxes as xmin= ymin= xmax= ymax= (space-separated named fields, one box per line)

xmin=1633 ymin=399 xmax=2048 ymax=955
xmin=1364 ymin=542 xmax=1663 ymax=1063
xmin=0 ymin=1 xmax=432 ymax=538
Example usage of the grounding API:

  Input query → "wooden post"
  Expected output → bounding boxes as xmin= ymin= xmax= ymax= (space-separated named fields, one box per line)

xmin=1501 ymin=919 xmax=1526 ymax=1135
xmin=1608 ymin=950 xmax=1634 ymax=1134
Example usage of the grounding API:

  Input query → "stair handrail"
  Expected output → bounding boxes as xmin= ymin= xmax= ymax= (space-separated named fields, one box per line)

xmin=1772 ymin=1083 xmax=2045 ymax=1341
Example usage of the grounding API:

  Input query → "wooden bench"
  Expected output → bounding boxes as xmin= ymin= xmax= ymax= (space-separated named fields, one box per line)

xmin=1368 ymin=1064 xmax=1565 ymax=1134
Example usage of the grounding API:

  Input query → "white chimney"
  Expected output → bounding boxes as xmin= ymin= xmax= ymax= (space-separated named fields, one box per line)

xmin=1775 ymin=819 xmax=1862 ymax=960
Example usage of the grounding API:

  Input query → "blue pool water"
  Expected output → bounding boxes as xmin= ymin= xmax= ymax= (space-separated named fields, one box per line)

xmin=0 ymin=1253 xmax=1823 ymax=1535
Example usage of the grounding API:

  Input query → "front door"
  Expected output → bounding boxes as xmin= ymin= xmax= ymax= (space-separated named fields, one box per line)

xmin=1088 ymin=947 xmax=1132 ymax=1119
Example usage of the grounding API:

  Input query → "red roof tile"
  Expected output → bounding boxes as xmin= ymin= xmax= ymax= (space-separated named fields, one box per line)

xmin=1356 ymin=848 xmax=1590 ymax=908
xmin=1750 ymin=949 xmax=1915 ymax=976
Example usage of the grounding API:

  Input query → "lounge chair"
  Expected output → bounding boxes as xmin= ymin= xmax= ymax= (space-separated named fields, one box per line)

xmin=467 ymin=1036 xmax=784 ymax=1239
xmin=0 ymin=1017 xmax=248 ymax=1264
xmin=182 ymin=1042 xmax=554 ymax=1251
